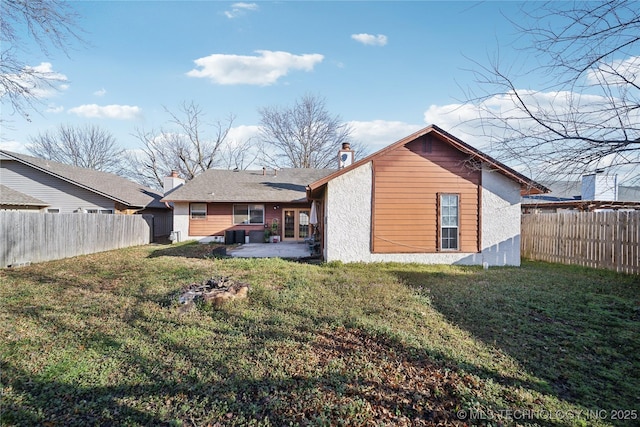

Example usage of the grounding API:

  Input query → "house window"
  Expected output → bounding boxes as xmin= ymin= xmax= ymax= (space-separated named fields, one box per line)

xmin=233 ymin=204 xmax=264 ymax=224
xmin=86 ymin=209 xmax=98 ymax=213
xmin=100 ymin=209 xmax=113 ymax=214
xmin=47 ymin=208 xmax=60 ymax=213
xmin=440 ymin=194 xmax=459 ymax=251
xmin=190 ymin=203 xmax=207 ymax=219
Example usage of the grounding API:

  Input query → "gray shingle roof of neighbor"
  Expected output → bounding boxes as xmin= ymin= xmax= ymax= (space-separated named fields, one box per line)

xmin=162 ymin=168 xmax=336 ymax=203
xmin=0 ymin=150 xmax=166 ymax=209
xmin=0 ymin=184 xmax=49 ymax=207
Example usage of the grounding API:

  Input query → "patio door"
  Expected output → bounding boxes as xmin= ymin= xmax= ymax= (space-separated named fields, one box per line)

xmin=283 ymin=209 xmax=310 ymax=241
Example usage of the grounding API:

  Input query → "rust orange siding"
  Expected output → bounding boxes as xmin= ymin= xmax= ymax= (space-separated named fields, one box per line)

xmin=372 ymin=135 xmax=480 ymax=253
xmin=188 ymin=202 xmax=308 ymax=237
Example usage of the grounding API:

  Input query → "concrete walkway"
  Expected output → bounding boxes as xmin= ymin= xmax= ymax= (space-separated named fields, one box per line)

xmin=228 ymin=242 xmax=312 ymax=259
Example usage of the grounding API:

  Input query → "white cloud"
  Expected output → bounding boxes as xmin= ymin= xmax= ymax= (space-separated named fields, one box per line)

xmin=0 ymin=139 xmax=29 ymax=153
xmin=224 ymin=2 xmax=258 ymax=18
xmin=227 ymin=124 xmax=261 ymax=145
xmin=423 ymin=89 xmax=628 ymax=146
xmin=186 ymin=50 xmax=324 ymax=85
xmin=68 ymin=104 xmax=142 ymax=119
xmin=422 ymin=91 xmax=579 ymax=153
xmin=423 ymin=88 xmax=640 ymax=181
xmin=349 ymin=120 xmax=423 ymax=153
xmin=94 ymin=88 xmax=107 ymax=97
xmin=351 ymin=33 xmax=388 ymax=46
xmin=0 ymin=62 xmax=68 ymax=99
xmin=586 ymin=55 xmax=640 ymax=86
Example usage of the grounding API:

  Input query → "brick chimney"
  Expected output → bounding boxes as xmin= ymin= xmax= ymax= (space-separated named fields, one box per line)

xmin=338 ymin=142 xmax=354 ymax=169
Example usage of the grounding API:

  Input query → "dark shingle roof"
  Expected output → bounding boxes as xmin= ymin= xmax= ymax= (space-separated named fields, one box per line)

xmin=0 ymin=150 xmax=166 ymax=209
xmin=163 ymin=168 xmax=335 ymax=203
xmin=0 ymin=185 xmax=49 ymax=207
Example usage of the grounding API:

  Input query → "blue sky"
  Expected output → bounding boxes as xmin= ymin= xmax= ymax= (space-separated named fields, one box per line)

xmin=10 ymin=0 xmax=613 ymax=180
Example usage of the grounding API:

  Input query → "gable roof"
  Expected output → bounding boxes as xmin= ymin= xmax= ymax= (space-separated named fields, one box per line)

xmin=0 ymin=184 xmax=49 ymax=207
xmin=307 ymin=125 xmax=549 ymax=196
xmin=0 ymin=150 xmax=166 ymax=209
xmin=162 ymin=168 xmax=335 ymax=203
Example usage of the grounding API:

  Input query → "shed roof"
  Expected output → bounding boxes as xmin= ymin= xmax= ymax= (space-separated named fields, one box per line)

xmin=307 ymin=125 xmax=549 ymax=196
xmin=0 ymin=184 xmax=49 ymax=207
xmin=162 ymin=168 xmax=335 ymax=203
xmin=0 ymin=150 xmax=166 ymax=209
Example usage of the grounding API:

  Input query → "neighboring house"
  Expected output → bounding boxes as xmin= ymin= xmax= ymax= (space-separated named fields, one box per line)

xmin=307 ymin=125 xmax=547 ymax=266
xmin=165 ymin=125 xmax=547 ymax=266
xmin=0 ymin=150 xmax=172 ymax=238
xmin=522 ymin=176 xmax=640 ymax=212
xmin=0 ymin=184 xmax=49 ymax=211
xmin=162 ymin=168 xmax=334 ymax=244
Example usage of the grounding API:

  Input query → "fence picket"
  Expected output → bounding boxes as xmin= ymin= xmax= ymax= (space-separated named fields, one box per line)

xmin=522 ymin=212 xmax=640 ymax=274
xmin=0 ymin=212 xmax=152 ymax=268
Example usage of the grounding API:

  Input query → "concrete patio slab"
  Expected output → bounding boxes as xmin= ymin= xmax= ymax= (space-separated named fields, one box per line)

xmin=228 ymin=242 xmax=313 ymax=259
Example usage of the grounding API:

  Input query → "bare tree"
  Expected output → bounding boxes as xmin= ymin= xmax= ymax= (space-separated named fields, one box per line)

xmin=0 ymin=0 xmax=81 ymax=121
xmin=218 ymin=137 xmax=263 ymax=171
xmin=258 ymin=94 xmax=355 ymax=168
xmin=27 ymin=124 xmax=125 ymax=174
xmin=132 ymin=101 xmax=234 ymax=189
xmin=463 ymin=1 xmax=640 ymax=181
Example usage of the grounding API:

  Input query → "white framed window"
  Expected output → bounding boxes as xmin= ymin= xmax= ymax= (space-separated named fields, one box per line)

xmin=233 ymin=204 xmax=264 ymax=224
xmin=190 ymin=203 xmax=207 ymax=219
xmin=100 ymin=209 xmax=113 ymax=214
xmin=440 ymin=194 xmax=459 ymax=251
xmin=86 ymin=209 xmax=98 ymax=213
xmin=46 ymin=208 xmax=60 ymax=213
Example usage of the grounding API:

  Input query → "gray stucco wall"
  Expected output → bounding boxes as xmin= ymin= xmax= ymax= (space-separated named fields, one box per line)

xmin=172 ymin=202 xmax=192 ymax=242
xmin=324 ymin=162 xmax=522 ymax=266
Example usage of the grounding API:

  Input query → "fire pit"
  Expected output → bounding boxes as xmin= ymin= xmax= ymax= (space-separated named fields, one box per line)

xmin=179 ymin=276 xmax=250 ymax=309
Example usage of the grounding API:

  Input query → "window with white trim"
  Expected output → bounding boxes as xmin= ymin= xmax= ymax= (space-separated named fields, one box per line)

xmin=440 ymin=194 xmax=459 ymax=251
xmin=46 ymin=208 xmax=60 ymax=213
xmin=233 ymin=204 xmax=264 ymax=224
xmin=190 ymin=203 xmax=207 ymax=219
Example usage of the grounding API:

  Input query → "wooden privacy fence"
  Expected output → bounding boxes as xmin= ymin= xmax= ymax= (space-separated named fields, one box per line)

xmin=521 ymin=211 xmax=640 ymax=274
xmin=1 ymin=211 xmax=152 ymax=268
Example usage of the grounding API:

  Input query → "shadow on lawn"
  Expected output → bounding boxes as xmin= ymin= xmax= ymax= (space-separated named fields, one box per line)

xmin=392 ymin=264 xmax=640 ymax=414
xmin=1 ymin=304 xmax=474 ymax=426
xmin=1 ymin=305 xmax=502 ymax=427
xmin=4 ymin=257 xmax=635 ymax=426
xmin=1 ymin=264 xmax=492 ymax=426
xmin=147 ymin=241 xmax=230 ymax=259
